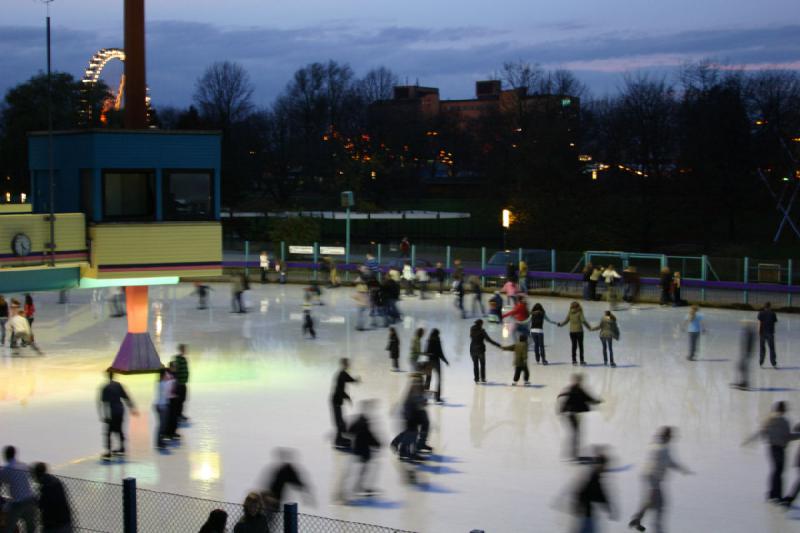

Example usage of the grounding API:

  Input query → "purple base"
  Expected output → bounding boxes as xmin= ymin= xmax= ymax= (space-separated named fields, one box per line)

xmin=110 ymin=332 xmax=162 ymax=374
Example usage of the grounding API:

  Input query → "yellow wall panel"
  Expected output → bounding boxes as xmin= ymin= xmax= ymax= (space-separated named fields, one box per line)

xmin=0 ymin=213 xmax=86 ymax=267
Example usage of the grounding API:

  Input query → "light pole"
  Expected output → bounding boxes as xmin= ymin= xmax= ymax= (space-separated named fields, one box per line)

xmin=43 ymin=0 xmax=56 ymax=266
xmin=502 ymin=208 xmax=512 ymax=249
xmin=341 ymin=191 xmax=354 ymax=278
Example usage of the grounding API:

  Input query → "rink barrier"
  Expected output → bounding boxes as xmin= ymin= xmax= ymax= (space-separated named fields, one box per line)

xmin=28 ymin=475 xmax=418 ymax=533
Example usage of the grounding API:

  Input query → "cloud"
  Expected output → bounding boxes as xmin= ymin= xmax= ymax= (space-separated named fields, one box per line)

xmin=1 ymin=21 xmax=798 ymax=107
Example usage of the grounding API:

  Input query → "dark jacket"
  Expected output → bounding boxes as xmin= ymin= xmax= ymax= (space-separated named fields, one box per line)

xmin=331 ymin=370 xmax=355 ymax=405
xmin=558 ymin=384 xmax=600 ymax=414
xmin=387 ymin=335 xmax=399 ymax=359
xmin=470 ymin=324 xmax=499 ymax=354
xmin=349 ymin=414 xmax=381 ymax=460
xmin=38 ymin=473 xmax=72 ymax=528
xmin=530 ymin=308 xmax=553 ymax=330
xmin=233 ymin=513 xmax=269 ymax=533
xmin=425 ymin=336 xmax=449 ymax=367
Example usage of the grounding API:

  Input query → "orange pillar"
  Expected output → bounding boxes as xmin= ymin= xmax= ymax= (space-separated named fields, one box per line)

xmin=110 ymin=286 xmax=162 ymax=373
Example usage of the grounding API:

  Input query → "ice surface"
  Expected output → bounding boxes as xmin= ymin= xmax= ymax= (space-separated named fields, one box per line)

xmin=2 ymin=283 xmax=800 ymax=532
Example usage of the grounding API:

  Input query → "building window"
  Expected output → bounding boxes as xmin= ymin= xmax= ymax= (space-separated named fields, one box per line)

xmin=103 ymin=170 xmax=155 ymax=220
xmin=163 ymin=170 xmax=214 ymax=220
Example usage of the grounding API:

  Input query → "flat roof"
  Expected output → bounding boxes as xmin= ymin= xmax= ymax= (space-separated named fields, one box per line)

xmin=28 ymin=129 xmax=222 ymax=137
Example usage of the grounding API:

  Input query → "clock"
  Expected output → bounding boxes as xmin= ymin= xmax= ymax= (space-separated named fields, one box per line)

xmin=11 ymin=233 xmax=32 ymax=257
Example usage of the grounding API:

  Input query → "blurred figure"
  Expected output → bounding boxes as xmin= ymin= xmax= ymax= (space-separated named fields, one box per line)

xmin=416 ymin=267 xmax=430 ymax=299
xmin=502 ymin=278 xmax=518 ymax=306
xmin=328 ymin=257 xmax=340 ymax=288
xmin=488 ymin=291 xmax=503 ymax=323
xmin=589 ymin=266 xmax=603 ymax=301
xmin=591 ymin=311 xmax=620 ymax=367
xmin=262 ymin=449 xmax=314 ymax=512
xmin=628 ymin=427 xmax=693 ymax=532
xmin=530 ymin=302 xmax=556 ymax=365
xmin=622 ymin=265 xmax=640 ymax=303
xmin=671 ymin=272 xmax=687 ymax=307
xmin=434 ymin=262 xmax=446 ymax=294
xmin=153 ymin=367 xmax=175 ymax=450
xmin=402 ymin=262 xmax=415 ymax=296
xmin=601 ymin=265 xmax=621 ymax=310
xmin=425 ymin=329 xmax=450 ymax=403
xmin=519 ymin=259 xmax=529 ymax=293
xmin=192 ymin=282 xmax=212 ymax=310
xmin=684 ymin=305 xmax=705 ymax=361
xmin=23 ymin=294 xmax=35 ymax=329
xmin=659 ymin=267 xmax=672 ymax=306
xmin=331 ymin=358 xmax=359 ymax=449
xmin=571 ymin=448 xmax=616 ymax=533
xmin=33 ymin=462 xmax=73 ymax=533
xmin=6 ymin=307 xmax=42 ymax=354
xmin=198 ymin=509 xmax=227 ymax=533
xmin=387 ymin=327 xmax=400 ymax=371
xmin=98 ymin=369 xmax=138 ymax=459
xmin=470 ymin=319 xmax=501 ymax=383
xmin=233 ymin=492 xmax=268 ymax=533
xmin=558 ymin=374 xmax=602 ymax=461
xmin=231 ymin=274 xmax=246 ymax=313
xmin=337 ymin=400 xmax=382 ymax=501
xmin=0 ymin=295 xmax=7 ymax=346
xmin=391 ymin=373 xmax=432 ymax=464
xmin=0 ymin=446 xmax=36 ymax=533
xmin=302 ymin=309 xmax=316 ymax=339
xmin=409 ymin=328 xmax=425 ymax=371
xmin=399 ymin=236 xmax=410 ymax=258
xmin=259 ymin=251 xmax=271 ymax=284
xmin=172 ymin=344 xmax=190 ymax=423
xmin=364 ymin=253 xmax=380 ymax=280
xmin=453 ymin=258 xmax=464 ymax=282
xmin=582 ymin=263 xmax=593 ymax=301
xmin=781 ymin=423 xmax=800 ymax=506
xmin=353 ymin=280 xmax=370 ymax=331
xmin=559 ymin=302 xmax=592 ymax=366
xmin=757 ymin=302 xmax=778 ymax=368
xmin=468 ymin=276 xmax=484 ymax=316
xmin=304 ymin=281 xmax=322 ymax=306
xmin=743 ymin=401 xmax=800 ymax=503
xmin=503 ymin=294 xmax=530 ymax=339
xmin=110 ymin=287 xmax=126 ymax=317
xmin=732 ymin=321 xmax=756 ymax=390
xmin=454 ymin=277 xmax=466 ymax=319
xmin=502 ymin=334 xmax=531 ymax=386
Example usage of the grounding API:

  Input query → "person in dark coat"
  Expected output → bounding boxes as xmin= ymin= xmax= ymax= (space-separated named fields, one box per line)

xmin=469 ymin=319 xmax=500 ymax=383
xmin=659 ymin=267 xmax=672 ymax=306
xmin=198 ymin=509 xmax=227 ymax=533
xmin=758 ymin=302 xmax=779 ymax=368
xmin=469 ymin=276 xmax=485 ymax=317
xmin=98 ymin=369 xmax=138 ymax=458
xmin=338 ymin=400 xmax=382 ymax=499
xmin=387 ymin=327 xmax=400 ymax=371
xmin=391 ymin=374 xmax=431 ymax=461
xmin=529 ymin=303 xmax=555 ymax=365
xmin=732 ymin=320 xmax=757 ymax=390
xmin=302 ymin=309 xmax=316 ymax=339
xmin=558 ymin=374 xmax=602 ymax=460
xmin=233 ymin=492 xmax=269 ymax=533
xmin=32 ymin=462 xmax=72 ymax=533
xmin=434 ymin=262 xmax=446 ymax=294
xmin=454 ymin=278 xmax=466 ymax=319
xmin=571 ymin=450 xmax=616 ymax=532
xmin=424 ymin=329 xmax=450 ymax=403
xmin=331 ymin=358 xmax=359 ymax=448
xmin=782 ymin=422 xmax=800 ymax=506
xmin=262 ymin=449 xmax=314 ymax=512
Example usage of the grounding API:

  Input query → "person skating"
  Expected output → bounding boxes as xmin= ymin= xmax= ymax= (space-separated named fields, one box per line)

xmin=757 ymin=302 xmax=778 ymax=368
xmin=487 ymin=291 xmax=503 ymax=323
xmin=259 ymin=251 xmax=271 ymax=284
xmin=172 ymin=344 xmax=190 ymax=423
xmin=193 ymin=282 xmax=212 ymax=309
xmin=153 ymin=367 xmax=175 ymax=450
xmin=425 ymin=329 xmax=450 ymax=403
xmin=781 ymin=422 xmax=800 ymax=507
xmin=402 ymin=262 xmax=415 ymax=296
xmin=592 ymin=311 xmax=620 ymax=367
xmin=468 ymin=276 xmax=485 ymax=317
xmin=98 ymin=369 xmax=138 ymax=458
xmin=338 ymin=400 xmax=382 ymax=500
xmin=602 ymin=265 xmax=621 ymax=310
xmin=454 ymin=277 xmax=466 ymax=319
xmin=558 ymin=374 xmax=602 ymax=460
xmin=659 ymin=267 xmax=672 ymax=306
xmin=6 ymin=307 xmax=42 ymax=355
xmin=589 ymin=266 xmax=603 ymax=301
xmin=732 ymin=321 xmax=756 ymax=390
xmin=502 ymin=295 xmax=530 ymax=339
xmin=387 ymin=327 xmax=400 ymax=371
xmin=743 ymin=401 xmax=800 ymax=503
xmin=434 ymin=262 xmax=446 ymax=294
xmin=529 ymin=302 xmax=556 ymax=365
xmin=502 ymin=278 xmax=518 ymax=306
xmin=502 ymin=334 xmax=531 ymax=386
xmin=302 ymin=309 xmax=316 ymax=339
xmin=571 ymin=449 xmax=616 ymax=533
xmin=32 ymin=462 xmax=73 ymax=533
xmin=262 ymin=448 xmax=315 ymax=512
xmin=0 ymin=295 xmax=8 ymax=346
xmin=518 ymin=259 xmax=529 ymax=294
xmin=470 ymin=319 xmax=500 ymax=383
xmin=391 ymin=374 xmax=432 ymax=462
xmin=684 ymin=305 xmax=705 ymax=361
xmin=628 ymin=427 xmax=693 ymax=532
xmin=416 ymin=267 xmax=430 ymax=299
xmin=331 ymin=358 xmax=360 ymax=449
xmin=22 ymin=294 xmax=34 ymax=329
xmin=353 ymin=280 xmax=370 ymax=331
xmin=409 ymin=328 xmax=425 ymax=371
xmin=0 ymin=446 xmax=37 ymax=533
xmin=559 ymin=301 xmax=592 ymax=365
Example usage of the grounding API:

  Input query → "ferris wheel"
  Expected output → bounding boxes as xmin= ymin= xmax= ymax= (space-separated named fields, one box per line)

xmin=81 ymin=48 xmax=151 ymax=124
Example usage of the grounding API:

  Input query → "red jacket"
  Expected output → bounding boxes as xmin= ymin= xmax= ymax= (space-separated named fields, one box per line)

xmin=503 ymin=302 xmax=529 ymax=322
xmin=24 ymin=303 xmax=35 ymax=318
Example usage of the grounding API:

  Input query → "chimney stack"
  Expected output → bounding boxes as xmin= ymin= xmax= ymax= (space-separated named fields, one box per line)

xmin=124 ymin=0 xmax=147 ymax=129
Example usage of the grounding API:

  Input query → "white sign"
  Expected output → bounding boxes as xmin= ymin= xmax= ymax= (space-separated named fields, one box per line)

xmin=289 ymin=245 xmax=314 ymax=254
xmin=320 ymin=246 xmax=345 ymax=255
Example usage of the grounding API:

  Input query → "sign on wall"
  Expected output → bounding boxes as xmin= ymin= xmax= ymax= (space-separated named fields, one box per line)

xmin=288 ymin=245 xmax=314 ymax=254
xmin=320 ymin=246 xmax=345 ymax=255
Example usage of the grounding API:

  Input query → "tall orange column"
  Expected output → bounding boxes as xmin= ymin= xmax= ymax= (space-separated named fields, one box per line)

xmin=110 ymin=286 xmax=162 ymax=373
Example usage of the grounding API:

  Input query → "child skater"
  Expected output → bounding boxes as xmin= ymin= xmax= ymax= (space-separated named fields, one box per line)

xmin=387 ymin=327 xmax=400 ymax=371
xmin=302 ymin=309 xmax=316 ymax=339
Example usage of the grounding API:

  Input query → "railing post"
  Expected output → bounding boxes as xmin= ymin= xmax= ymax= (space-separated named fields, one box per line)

xmin=660 ymin=254 xmax=667 ymax=271
xmin=701 ymin=255 xmax=708 ymax=303
xmin=377 ymin=243 xmax=382 ymax=281
xmin=123 ymin=477 xmax=137 ymax=533
xmin=743 ymin=256 xmax=750 ymax=305
xmin=313 ymin=242 xmax=319 ymax=282
xmin=283 ymin=502 xmax=298 ymax=533
xmin=411 ymin=244 xmax=416 ymax=267
xmin=788 ymin=259 xmax=793 ymax=308
xmin=244 ymin=240 xmax=250 ymax=279
xmin=517 ymin=247 xmax=523 ymax=265
xmin=280 ymin=241 xmax=286 ymax=263
xmin=480 ymin=246 xmax=486 ymax=288
xmin=446 ymin=245 xmax=451 ymax=269
xmin=550 ymin=249 xmax=556 ymax=292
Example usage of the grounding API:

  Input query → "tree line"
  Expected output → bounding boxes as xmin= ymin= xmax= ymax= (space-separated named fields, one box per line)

xmin=1 ymin=60 xmax=798 ymax=252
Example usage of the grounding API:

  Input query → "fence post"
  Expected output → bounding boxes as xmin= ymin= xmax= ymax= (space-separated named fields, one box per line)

xmin=743 ymin=256 xmax=749 ymax=305
xmin=244 ymin=240 xmax=250 ymax=279
xmin=280 ymin=241 xmax=286 ymax=263
xmin=446 ymin=245 xmax=451 ymax=269
xmin=701 ymin=255 xmax=708 ymax=303
xmin=411 ymin=244 xmax=416 ymax=267
xmin=283 ymin=502 xmax=298 ymax=533
xmin=481 ymin=246 xmax=486 ymax=288
xmin=122 ymin=477 xmax=137 ymax=533
xmin=313 ymin=242 xmax=319 ymax=282
xmin=550 ymin=249 xmax=556 ymax=293
xmin=660 ymin=254 xmax=667 ymax=271
xmin=788 ymin=259 xmax=793 ymax=308
xmin=377 ymin=243 xmax=382 ymax=281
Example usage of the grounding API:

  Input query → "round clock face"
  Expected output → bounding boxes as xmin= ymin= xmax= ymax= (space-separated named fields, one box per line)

xmin=11 ymin=233 xmax=32 ymax=257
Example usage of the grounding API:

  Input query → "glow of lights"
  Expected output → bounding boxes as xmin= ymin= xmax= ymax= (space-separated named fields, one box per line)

xmin=5 ymin=192 xmax=10 ymax=202
xmin=793 ymin=137 xmax=800 ymax=142
xmin=502 ymin=209 xmax=512 ymax=229
xmin=155 ymin=313 xmax=163 ymax=337
xmin=502 ymin=326 xmax=510 ymax=339
xmin=592 ymin=170 xmax=598 ymax=180
xmin=579 ymin=155 xmax=592 ymax=162
xmin=20 ymin=193 xmax=26 ymax=203
xmin=190 ymin=452 xmax=221 ymax=483
xmin=78 ymin=276 xmax=180 ymax=289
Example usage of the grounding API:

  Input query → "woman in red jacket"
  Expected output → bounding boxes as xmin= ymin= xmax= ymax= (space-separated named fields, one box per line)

xmin=24 ymin=294 xmax=35 ymax=328
xmin=502 ymin=296 xmax=530 ymax=338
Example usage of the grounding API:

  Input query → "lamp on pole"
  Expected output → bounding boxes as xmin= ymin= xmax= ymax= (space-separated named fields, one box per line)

xmin=43 ymin=0 xmax=56 ymax=266
xmin=341 ymin=191 xmax=354 ymax=277
xmin=502 ymin=208 xmax=512 ymax=249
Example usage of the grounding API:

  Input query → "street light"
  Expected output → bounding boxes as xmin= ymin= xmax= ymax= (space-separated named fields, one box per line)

xmin=341 ymin=191 xmax=354 ymax=278
xmin=42 ymin=0 xmax=56 ymax=266
xmin=502 ymin=208 xmax=512 ymax=249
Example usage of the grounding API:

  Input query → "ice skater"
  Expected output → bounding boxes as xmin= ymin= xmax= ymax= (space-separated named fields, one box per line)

xmin=591 ymin=310 xmax=620 ymax=367
xmin=6 ymin=307 xmax=42 ymax=355
xmin=98 ymin=369 xmax=138 ymax=459
xmin=434 ymin=262 xmax=446 ymax=294
xmin=781 ymin=422 xmax=800 ymax=506
xmin=628 ymin=427 xmax=693 ymax=532
xmin=469 ymin=276 xmax=485 ymax=317
xmin=153 ymin=367 xmax=176 ymax=450
xmin=302 ymin=309 xmax=316 ymax=339
xmin=529 ymin=302 xmax=556 ymax=365
xmin=502 ymin=295 xmax=530 ymax=339
xmin=172 ymin=344 xmax=190 ymax=422
xmin=602 ymin=265 xmax=621 ymax=310
xmin=684 ymin=305 xmax=705 ymax=361
xmin=757 ymin=302 xmax=778 ymax=368
xmin=570 ymin=448 xmax=616 ymax=533
xmin=454 ymin=277 xmax=466 ymax=319
xmin=336 ymin=399 xmax=382 ymax=501
xmin=261 ymin=448 xmax=315 ymax=512
xmin=487 ymin=291 xmax=503 ymax=323
xmin=416 ymin=267 xmax=429 ymax=299
xmin=409 ymin=328 xmax=425 ymax=371
xmin=743 ymin=401 xmax=800 ymax=503
xmin=470 ymin=319 xmax=500 ymax=383
xmin=193 ymin=281 xmax=212 ymax=309
xmin=502 ymin=334 xmax=531 ymax=386
xmin=331 ymin=358 xmax=359 ymax=449
xmin=424 ymin=329 xmax=450 ymax=403
xmin=391 ymin=373 xmax=432 ymax=464
xmin=731 ymin=320 xmax=756 ymax=390
xmin=0 ymin=295 xmax=8 ymax=346
xmin=559 ymin=302 xmax=592 ymax=366
xmin=387 ymin=327 xmax=400 ymax=371
xmin=558 ymin=374 xmax=602 ymax=461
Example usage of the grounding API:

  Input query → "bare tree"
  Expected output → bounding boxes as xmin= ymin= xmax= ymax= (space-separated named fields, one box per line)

xmin=358 ymin=66 xmax=399 ymax=104
xmin=501 ymin=60 xmax=543 ymax=94
xmin=537 ymin=69 xmax=588 ymax=99
xmin=193 ymin=61 xmax=254 ymax=128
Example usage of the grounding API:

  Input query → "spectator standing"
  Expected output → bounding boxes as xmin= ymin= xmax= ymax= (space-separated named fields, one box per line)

xmin=259 ymin=251 xmax=270 ymax=284
xmin=172 ymin=344 xmax=190 ymax=423
xmin=757 ymin=302 xmax=778 ymax=368
xmin=0 ymin=295 xmax=8 ymax=346
xmin=399 ymin=237 xmax=411 ymax=258
xmin=0 ymin=446 xmax=37 ymax=533
xmin=33 ymin=462 xmax=73 ymax=533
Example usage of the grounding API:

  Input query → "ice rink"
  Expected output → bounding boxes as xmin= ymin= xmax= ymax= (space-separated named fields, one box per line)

xmin=2 ymin=282 xmax=800 ymax=532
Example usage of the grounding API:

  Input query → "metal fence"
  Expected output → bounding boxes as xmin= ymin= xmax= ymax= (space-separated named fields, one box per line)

xmin=222 ymin=241 xmax=799 ymax=309
xmin=3 ymin=475 xmax=416 ymax=533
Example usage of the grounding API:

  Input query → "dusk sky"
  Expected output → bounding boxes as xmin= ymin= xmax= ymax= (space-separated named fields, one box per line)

xmin=3 ymin=0 xmax=800 ymax=108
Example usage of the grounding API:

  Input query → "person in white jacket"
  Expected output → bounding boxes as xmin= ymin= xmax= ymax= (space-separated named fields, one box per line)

xmin=602 ymin=265 xmax=622 ymax=310
xmin=402 ymin=263 xmax=416 ymax=296
xmin=628 ymin=426 xmax=693 ymax=532
xmin=6 ymin=309 xmax=41 ymax=354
